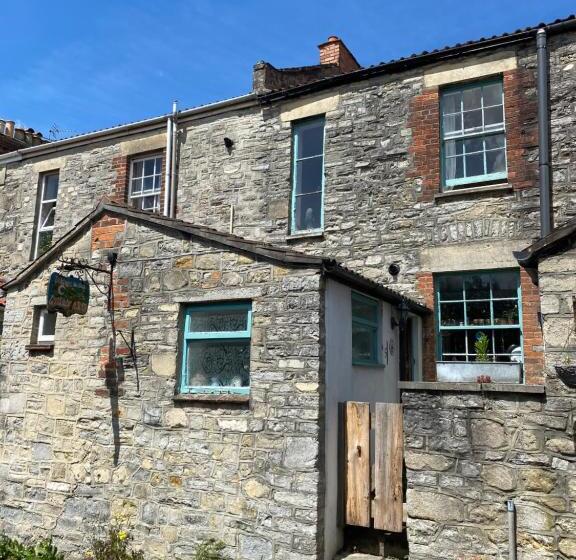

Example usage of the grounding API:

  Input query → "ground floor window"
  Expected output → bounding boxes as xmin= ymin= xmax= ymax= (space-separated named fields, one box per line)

xmin=435 ymin=270 xmax=522 ymax=362
xmin=180 ymin=302 xmax=252 ymax=394
xmin=33 ymin=306 xmax=57 ymax=345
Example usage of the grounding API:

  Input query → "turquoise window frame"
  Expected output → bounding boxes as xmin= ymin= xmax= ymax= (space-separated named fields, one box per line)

xmin=290 ymin=116 xmax=326 ymax=234
xmin=179 ymin=301 xmax=252 ymax=395
xmin=434 ymin=270 xmax=523 ymax=363
xmin=351 ymin=291 xmax=382 ymax=366
xmin=440 ymin=78 xmax=508 ymax=190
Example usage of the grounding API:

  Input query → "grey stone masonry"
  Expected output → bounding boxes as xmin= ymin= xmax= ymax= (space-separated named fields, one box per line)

xmin=0 ymin=219 xmax=326 ymax=560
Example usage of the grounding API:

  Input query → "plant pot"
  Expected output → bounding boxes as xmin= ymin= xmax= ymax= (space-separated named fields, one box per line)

xmin=554 ymin=365 xmax=576 ymax=388
xmin=436 ymin=361 xmax=522 ymax=383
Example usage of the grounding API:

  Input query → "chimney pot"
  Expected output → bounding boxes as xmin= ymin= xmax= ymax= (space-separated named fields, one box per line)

xmin=5 ymin=120 xmax=15 ymax=137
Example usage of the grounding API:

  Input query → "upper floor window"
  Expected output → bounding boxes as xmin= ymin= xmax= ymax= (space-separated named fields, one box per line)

xmin=291 ymin=117 xmax=325 ymax=233
xmin=436 ymin=270 xmax=522 ymax=363
xmin=180 ymin=302 xmax=252 ymax=395
xmin=34 ymin=306 xmax=57 ymax=345
xmin=441 ymin=79 xmax=507 ymax=190
xmin=33 ymin=171 xmax=59 ymax=259
xmin=352 ymin=292 xmax=381 ymax=366
xmin=129 ymin=155 xmax=162 ymax=212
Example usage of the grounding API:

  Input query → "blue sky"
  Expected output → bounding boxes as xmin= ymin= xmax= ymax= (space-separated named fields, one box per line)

xmin=1 ymin=1 xmax=574 ymax=138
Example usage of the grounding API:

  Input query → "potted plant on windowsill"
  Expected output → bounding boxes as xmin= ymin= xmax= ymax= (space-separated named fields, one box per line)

xmin=436 ymin=332 xmax=522 ymax=383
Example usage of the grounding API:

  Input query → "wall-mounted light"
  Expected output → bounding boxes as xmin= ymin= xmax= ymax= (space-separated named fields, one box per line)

xmin=388 ymin=263 xmax=400 ymax=276
xmin=391 ymin=299 xmax=410 ymax=330
xmin=224 ymin=137 xmax=234 ymax=149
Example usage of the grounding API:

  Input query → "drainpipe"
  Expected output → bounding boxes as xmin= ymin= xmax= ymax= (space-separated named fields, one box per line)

xmin=163 ymin=110 xmax=173 ymax=217
xmin=170 ymin=100 xmax=179 ymax=218
xmin=507 ymin=500 xmax=517 ymax=560
xmin=537 ymin=28 xmax=553 ymax=238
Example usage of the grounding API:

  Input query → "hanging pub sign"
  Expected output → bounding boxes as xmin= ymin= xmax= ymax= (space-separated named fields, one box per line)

xmin=47 ymin=272 xmax=90 ymax=317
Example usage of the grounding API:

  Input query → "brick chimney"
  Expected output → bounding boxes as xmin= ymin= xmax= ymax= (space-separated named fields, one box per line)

xmin=318 ymin=36 xmax=361 ymax=73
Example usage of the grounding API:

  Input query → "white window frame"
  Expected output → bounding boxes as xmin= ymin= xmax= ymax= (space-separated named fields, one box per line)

xmin=37 ymin=308 xmax=56 ymax=344
xmin=129 ymin=154 xmax=163 ymax=213
xmin=33 ymin=172 xmax=59 ymax=259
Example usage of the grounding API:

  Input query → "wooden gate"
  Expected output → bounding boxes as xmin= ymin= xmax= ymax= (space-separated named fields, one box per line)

xmin=341 ymin=401 xmax=404 ymax=532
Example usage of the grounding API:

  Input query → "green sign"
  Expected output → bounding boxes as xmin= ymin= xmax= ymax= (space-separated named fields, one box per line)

xmin=47 ymin=272 xmax=90 ymax=317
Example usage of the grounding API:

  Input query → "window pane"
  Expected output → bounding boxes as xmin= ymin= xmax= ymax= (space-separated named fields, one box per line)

xmin=485 ymin=134 xmax=505 ymax=150
xmin=465 ymin=274 xmax=490 ymax=299
xmin=136 ymin=195 xmax=159 ymax=211
xmin=484 ymin=105 xmax=504 ymax=127
xmin=40 ymin=202 xmax=56 ymax=228
xmin=468 ymin=330 xmax=493 ymax=359
xmin=493 ymin=329 xmax=521 ymax=356
xmin=189 ymin=308 xmax=248 ymax=332
xmin=463 ymin=110 xmax=482 ymax=131
xmin=483 ymin=82 xmax=503 ymax=107
xmin=486 ymin=149 xmax=506 ymax=174
xmin=445 ymin=139 xmax=463 ymax=157
xmin=294 ymin=192 xmax=322 ymax=231
xmin=144 ymin=158 xmax=156 ymax=176
xmin=443 ymin=114 xmax=462 ymax=135
xmin=352 ymin=295 xmax=379 ymax=324
xmin=352 ymin=323 xmax=377 ymax=363
xmin=154 ymin=175 xmax=162 ymax=190
xmin=445 ymin=156 xmax=464 ymax=181
xmin=491 ymin=272 xmax=518 ymax=298
xmin=143 ymin=176 xmax=155 ymax=192
xmin=132 ymin=160 xmax=144 ymax=178
xmin=438 ymin=276 xmax=463 ymax=301
xmin=186 ymin=339 xmax=250 ymax=388
xmin=43 ymin=174 xmax=59 ymax=201
xmin=464 ymin=137 xmax=483 ymax=154
xmin=42 ymin=310 xmax=57 ymax=337
xmin=440 ymin=302 xmax=464 ymax=326
xmin=493 ymin=300 xmax=519 ymax=325
xmin=37 ymin=231 xmax=53 ymax=256
xmin=154 ymin=157 xmax=163 ymax=170
xmin=130 ymin=178 xmax=143 ymax=195
xmin=465 ymin=152 xmax=484 ymax=177
xmin=466 ymin=301 xmax=491 ymax=326
xmin=297 ymin=122 xmax=324 ymax=159
xmin=296 ymin=157 xmax=323 ymax=194
xmin=441 ymin=331 xmax=466 ymax=357
xmin=442 ymin=91 xmax=461 ymax=114
xmin=463 ymin=87 xmax=482 ymax=110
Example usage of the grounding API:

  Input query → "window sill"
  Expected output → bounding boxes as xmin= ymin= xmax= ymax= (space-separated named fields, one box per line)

xmin=435 ymin=183 xmax=512 ymax=200
xmin=353 ymin=362 xmax=385 ymax=369
xmin=174 ymin=393 xmax=250 ymax=404
xmin=286 ymin=230 xmax=324 ymax=241
xmin=26 ymin=343 xmax=54 ymax=352
xmin=398 ymin=381 xmax=545 ymax=394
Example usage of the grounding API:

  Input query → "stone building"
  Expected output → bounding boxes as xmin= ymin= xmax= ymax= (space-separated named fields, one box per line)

xmin=0 ymin=12 xmax=575 ymax=560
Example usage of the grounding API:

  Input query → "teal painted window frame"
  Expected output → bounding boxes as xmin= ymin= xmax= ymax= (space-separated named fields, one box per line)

xmin=351 ymin=291 xmax=382 ymax=366
xmin=434 ymin=270 xmax=523 ymax=363
xmin=179 ymin=301 xmax=252 ymax=395
xmin=440 ymin=78 xmax=508 ymax=190
xmin=290 ymin=116 xmax=326 ymax=234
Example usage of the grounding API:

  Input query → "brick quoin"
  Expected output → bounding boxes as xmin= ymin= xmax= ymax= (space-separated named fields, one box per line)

xmin=409 ymin=68 xmax=537 ymax=201
xmin=416 ymin=272 xmax=437 ymax=381
xmin=520 ymin=267 xmax=544 ymax=384
xmin=91 ymin=212 xmax=129 ymax=397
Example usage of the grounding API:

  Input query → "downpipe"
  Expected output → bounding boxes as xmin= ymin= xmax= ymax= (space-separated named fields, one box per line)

xmin=507 ymin=500 xmax=517 ymax=560
xmin=170 ymin=100 xmax=179 ymax=218
xmin=163 ymin=112 xmax=173 ymax=217
xmin=536 ymin=27 xmax=553 ymax=238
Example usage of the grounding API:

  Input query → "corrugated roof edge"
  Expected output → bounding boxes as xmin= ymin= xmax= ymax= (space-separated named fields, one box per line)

xmin=1 ymin=199 xmax=428 ymax=315
xmin=258 ymin=14 xmax=576 ymax=102
xmin=0 ymin=93 xmax=257 ymax=164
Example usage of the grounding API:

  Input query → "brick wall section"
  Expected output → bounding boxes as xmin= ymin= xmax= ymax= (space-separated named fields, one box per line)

xmin=408 ymin=88 xmax=441 ymax=203
xmin=520 ymin=267 xmax=545 ymax=384
xmin=416 ymin=272 xmax=436 ymax=381
xmin=503 ymin=68 xmax=538 ymax=191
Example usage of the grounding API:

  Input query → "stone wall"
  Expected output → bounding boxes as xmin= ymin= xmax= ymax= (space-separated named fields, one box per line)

xmin=403 ymin=385 xmax=575 ymax=559
xmin=0 ymin=218 xmax=326 ymax=560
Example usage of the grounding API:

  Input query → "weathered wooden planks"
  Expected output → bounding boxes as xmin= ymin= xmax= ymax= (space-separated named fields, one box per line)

xmin=373 ymin=403 xmax=404 ymax=532
xmin=344 ymin=401 xmax=371 ymax=527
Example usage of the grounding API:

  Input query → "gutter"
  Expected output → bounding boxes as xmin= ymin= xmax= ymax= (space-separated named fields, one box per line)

xmin=0 ymin=93 xmax=257 ymax=165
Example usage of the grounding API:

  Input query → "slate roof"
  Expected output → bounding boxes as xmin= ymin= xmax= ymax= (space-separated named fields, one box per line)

xmin=2 ymin=200 xmax=428 ymax=315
